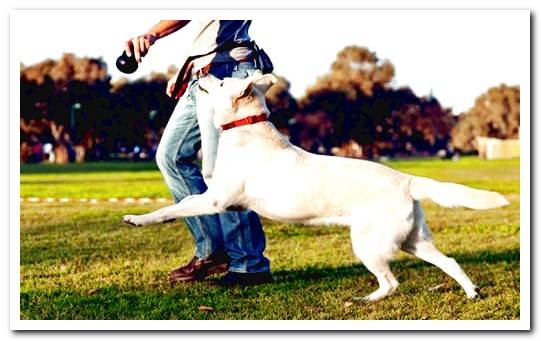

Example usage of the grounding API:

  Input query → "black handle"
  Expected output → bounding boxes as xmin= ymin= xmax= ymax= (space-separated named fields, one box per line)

xmin=116 ymin=50 xmax=138 ymax=74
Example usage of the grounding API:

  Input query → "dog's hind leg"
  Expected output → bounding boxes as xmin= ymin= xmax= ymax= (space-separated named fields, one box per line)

xmin=401 ymin=201 xmax=480 ymax=299
xmin=351 ymin=226 xmax=399 ymax=301
xmin=403 ymin=240 xmax=480 ymax=299
xmin=123 ymin=193 xmax=225 ymax=227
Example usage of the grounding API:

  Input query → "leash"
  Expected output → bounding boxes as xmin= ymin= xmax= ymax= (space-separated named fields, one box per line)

xmin=171 ymin=41 xmax=255 ymax=99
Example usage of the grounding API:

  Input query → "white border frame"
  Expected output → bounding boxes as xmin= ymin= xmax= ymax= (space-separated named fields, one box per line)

xmin=10 ymin=9 xmax=531 ymax=331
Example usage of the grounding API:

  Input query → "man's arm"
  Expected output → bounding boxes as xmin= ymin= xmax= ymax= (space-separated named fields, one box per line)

xmin=125 ymin=20 xmax=191 ymax=63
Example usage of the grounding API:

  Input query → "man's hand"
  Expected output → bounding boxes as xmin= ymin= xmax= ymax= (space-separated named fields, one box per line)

xmin=124 ymin=33 xmax=157 ymax=63
xmin=123 ymin=21 xmax=190 ymax=64
xmin=166 ymin=71 xmax=181 ymax=97
xmin=166 ymin=60 xmax=195 ymax=99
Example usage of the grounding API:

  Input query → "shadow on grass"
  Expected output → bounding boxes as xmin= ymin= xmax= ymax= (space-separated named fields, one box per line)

xmin=20 ymin=247 xmax=519 ymax=319
xmin=20 ymin=161 xmax=160 ymax=175
xmin=271 ymin=247 xmax=519 ymax=284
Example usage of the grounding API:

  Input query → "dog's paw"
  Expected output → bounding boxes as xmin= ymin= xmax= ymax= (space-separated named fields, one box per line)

xmin=351 ymin=294 xmax=381 ymax=302
xmin=123 ymin=215 xmax=146 ymax=227
xmin=467 ymin=286 xmax=481 ymax=299
xmin=351 ymin=296 xmax=369 ymax=303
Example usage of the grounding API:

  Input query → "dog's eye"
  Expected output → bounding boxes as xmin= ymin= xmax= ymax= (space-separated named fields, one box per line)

xmin=220 ymin=82 xmax=224 ymax=87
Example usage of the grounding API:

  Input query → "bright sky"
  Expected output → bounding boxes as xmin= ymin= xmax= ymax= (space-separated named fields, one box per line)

xmin=14 ymin=10 xmax=529 ymax=114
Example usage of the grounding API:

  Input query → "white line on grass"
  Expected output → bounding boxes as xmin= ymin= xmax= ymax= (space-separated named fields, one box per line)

xmin=20 ymin=197 xmax=173 ymax=204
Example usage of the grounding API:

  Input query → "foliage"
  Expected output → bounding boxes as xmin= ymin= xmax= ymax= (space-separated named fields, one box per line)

xmin=451 ymin=84 xmax=520 ymax=152
xmin=20 ymin=54 xmax=178 ymax=162
xmin=20 ymin=49 xmax=520 ymax=162
xmin=264 ymin=75 xmax=298 ymax=132
xmin=297 ymin=46 xmax=456 ymax=158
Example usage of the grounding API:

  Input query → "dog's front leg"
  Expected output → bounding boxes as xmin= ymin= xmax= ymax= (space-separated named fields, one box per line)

xmin=123 ymin=194 xmax=225 ymax=227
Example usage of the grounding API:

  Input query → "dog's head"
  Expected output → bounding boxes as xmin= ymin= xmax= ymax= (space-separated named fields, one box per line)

xmin=198 ymin=71 xmax=277 ymax=129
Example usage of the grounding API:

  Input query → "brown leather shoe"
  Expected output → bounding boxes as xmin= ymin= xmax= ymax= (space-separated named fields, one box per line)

xmin=169 ymin=252 xmax=229 ymax=283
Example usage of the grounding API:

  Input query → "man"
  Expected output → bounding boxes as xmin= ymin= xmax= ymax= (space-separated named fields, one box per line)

xmin=124 ymin=20 xmax=272 ymax=285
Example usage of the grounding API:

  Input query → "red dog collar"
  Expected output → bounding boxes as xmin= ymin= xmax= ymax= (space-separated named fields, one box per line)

xmin=221 ymin=113 xmax=268 ymax=131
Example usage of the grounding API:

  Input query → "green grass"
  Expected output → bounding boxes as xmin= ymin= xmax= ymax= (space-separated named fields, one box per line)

xmin=19 ymin=157 xmax=520 ymax=320
xmin=20 ymin=161 xmax=169 ymax=199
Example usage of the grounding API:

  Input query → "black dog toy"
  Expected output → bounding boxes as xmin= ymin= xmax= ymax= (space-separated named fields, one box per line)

xmin=116 ymin=48 xmax=138 ymax=74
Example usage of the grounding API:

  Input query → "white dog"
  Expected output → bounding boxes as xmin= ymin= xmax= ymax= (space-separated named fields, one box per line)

xmin=124 ymin=72 xmax=509 ymax=301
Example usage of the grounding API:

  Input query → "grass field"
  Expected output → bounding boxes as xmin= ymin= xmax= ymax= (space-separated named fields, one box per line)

xmin=19 ymin=157 xmax=520 ymax=320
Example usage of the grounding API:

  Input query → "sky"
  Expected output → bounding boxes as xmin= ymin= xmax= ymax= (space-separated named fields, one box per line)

xmin=13 ymin=10 xmax=529 ymax=114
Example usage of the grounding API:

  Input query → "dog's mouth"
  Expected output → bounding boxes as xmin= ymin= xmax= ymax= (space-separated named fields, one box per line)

xmin=198 ymin=84 xmax=209 ymax=94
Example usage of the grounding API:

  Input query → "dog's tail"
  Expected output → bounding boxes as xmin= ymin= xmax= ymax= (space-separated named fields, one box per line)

xmin=409 ymin=176 xmax=509 ymax=210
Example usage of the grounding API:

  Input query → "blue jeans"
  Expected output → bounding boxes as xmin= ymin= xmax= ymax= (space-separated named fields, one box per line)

xmin=156 ymin=61 xmax=270 ymax=273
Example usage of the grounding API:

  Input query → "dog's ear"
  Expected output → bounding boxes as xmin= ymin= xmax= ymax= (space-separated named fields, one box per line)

xmin=252 ymin=73 xmax=278 ymax=94
xmin=235 ymin=77 xmax=255 ymax=99
xmin=231 ymin=73 xmax=278 ymax=104
xmin=198 ymin=74 xmax=221 ymax=93
xmin=235 ymin=73 xmax=277 ymax=100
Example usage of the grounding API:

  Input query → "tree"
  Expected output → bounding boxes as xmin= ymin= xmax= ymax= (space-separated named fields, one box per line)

xmin=21 ymin=53 xmax=111 ymax=135
xmin=20 ymin=54 xmax=177 ymax=162
xmin=451 ymin=84 xmax=520 ymax=152
xmin=296 ymin=46 xmax=454 ymax=158
xmin=304 ymin=45 xmax=395 ymax=100
xmin=264 ymin=74 xmax=297 ymax=133
xmin=106 ymin=69 xmax=177 ymax=152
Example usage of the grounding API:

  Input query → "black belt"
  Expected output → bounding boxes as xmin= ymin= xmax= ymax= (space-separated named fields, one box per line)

xmin=193 ymin=57 xmax=254 ymax=79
